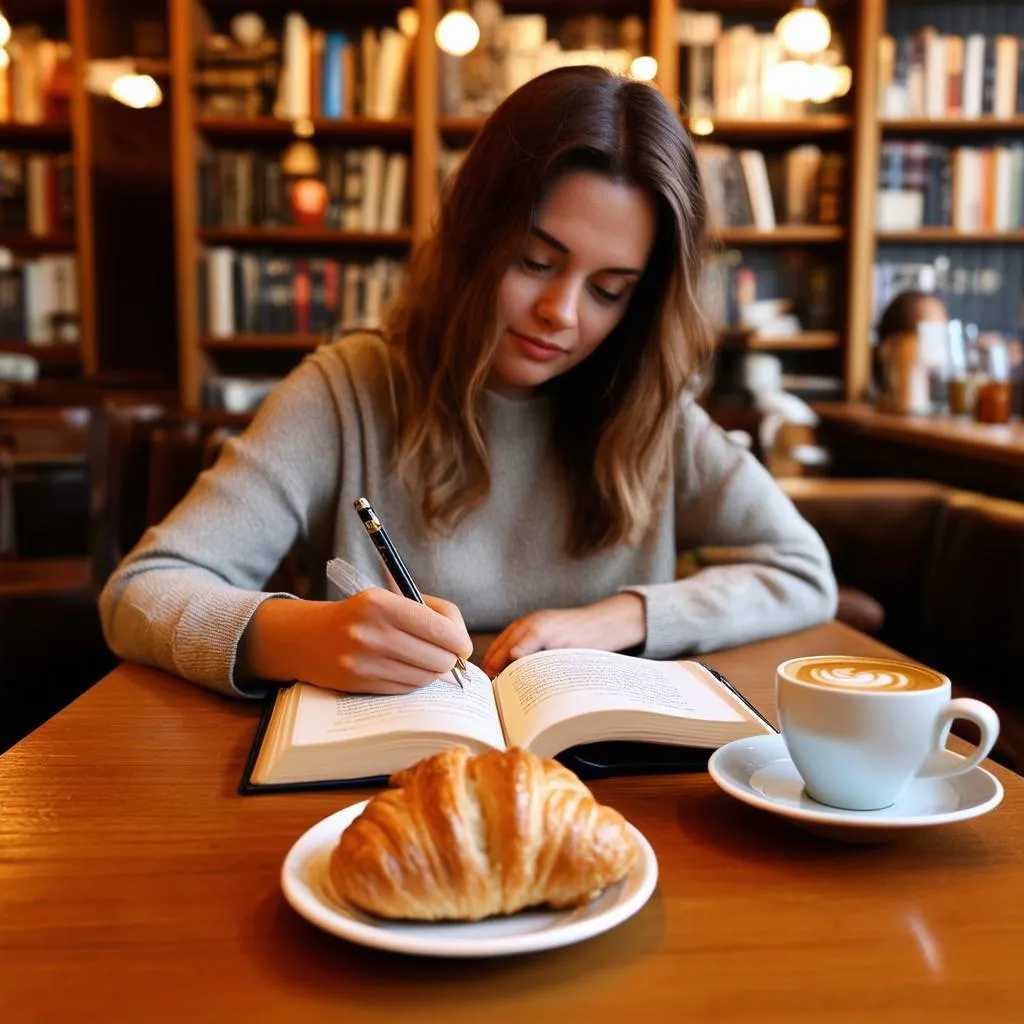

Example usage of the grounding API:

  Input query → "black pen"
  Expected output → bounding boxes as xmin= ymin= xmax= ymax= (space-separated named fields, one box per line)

xmin=353 ymin=498 xmax=469 ymax=689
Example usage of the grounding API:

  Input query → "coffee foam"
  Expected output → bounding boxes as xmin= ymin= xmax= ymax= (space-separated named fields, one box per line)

xmin=784 ymin=658 xmax=944 ymax=692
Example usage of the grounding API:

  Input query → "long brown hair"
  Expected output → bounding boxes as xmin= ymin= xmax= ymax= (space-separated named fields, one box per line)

xmin=384 ymin=65 xmax=713 ymax=556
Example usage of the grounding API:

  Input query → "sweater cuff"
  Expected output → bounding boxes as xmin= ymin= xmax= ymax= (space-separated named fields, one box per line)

xmin=618 ymin=583 xmax=701 ymax=660
xmin=172 ymin=589 xmax=299 ymax=698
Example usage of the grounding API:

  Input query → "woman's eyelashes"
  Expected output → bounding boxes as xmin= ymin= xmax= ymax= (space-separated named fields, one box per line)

xmin=516 ymin=255 xmax=627 ymax=304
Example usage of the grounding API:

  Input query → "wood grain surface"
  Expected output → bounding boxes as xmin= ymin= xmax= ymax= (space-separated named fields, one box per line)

xmin=1 ymin=621 xmax=1021 ymax=1022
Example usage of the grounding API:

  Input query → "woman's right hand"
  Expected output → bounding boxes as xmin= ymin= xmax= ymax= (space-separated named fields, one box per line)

xmin=240 ymin=588 xmax=474 ymax=694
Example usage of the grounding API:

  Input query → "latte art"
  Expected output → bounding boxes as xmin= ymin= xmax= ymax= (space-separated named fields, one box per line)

xmin=785 ymin=657 xmax=945 ymax=692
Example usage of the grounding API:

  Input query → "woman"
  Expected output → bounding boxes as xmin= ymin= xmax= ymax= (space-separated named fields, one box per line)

xmin=100 ymin=66 xmax=837 ymax=698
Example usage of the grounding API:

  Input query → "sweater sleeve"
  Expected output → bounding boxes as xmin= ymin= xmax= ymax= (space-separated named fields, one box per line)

xmin=98 ymin=356 xmax=343 ymax=697
xmin=622 ymin=401 xmax=838 ymax=659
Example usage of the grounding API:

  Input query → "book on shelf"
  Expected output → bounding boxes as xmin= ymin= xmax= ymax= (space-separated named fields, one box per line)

xmin=677 ymin=11 xmax=843 ymax=120
xmin=199 ymin=146 xmax=407 ymax=232
xmin=242 ymin=648 xmax=774 ymax=791
xmin=195 ymin=13 xmax=411 ymax=121
xmin=703 ymin=248 xmax=836 ymax=336
xmin=877 ymin=141 xmax=1024 ymax=231
xmin=0 ymin=251 xmax=78 ymax=343
xmin=0 ymin=151 xmax=75 ymax=235
xmin=0 ymin=27 xmax=72 ymax=125
xmin=697 ymin=144 xmax=845 ymax=231
xmin=879 ymin=27 xmax=1024 ymax=120
xmin=200 ymin=248 xmax=404 ymax=337
xmin=440 ymin=11 xmax=636 ymax=118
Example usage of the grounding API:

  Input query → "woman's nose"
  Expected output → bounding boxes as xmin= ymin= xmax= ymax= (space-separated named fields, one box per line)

xmin=536 ymin=278 xmax=579 ymax=331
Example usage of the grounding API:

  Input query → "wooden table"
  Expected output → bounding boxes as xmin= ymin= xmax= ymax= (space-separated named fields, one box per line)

xmin=815 ymin=402 xmax=1024 ymax=501
xmin=1 ymin=621 xmax=1021 ymax=1022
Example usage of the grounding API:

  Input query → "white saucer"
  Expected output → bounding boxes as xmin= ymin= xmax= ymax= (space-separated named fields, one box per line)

xmin=708 ymin=733 xmax=1004 ymax=843
xmin=281 ymin=800 xmax=658 ymax=957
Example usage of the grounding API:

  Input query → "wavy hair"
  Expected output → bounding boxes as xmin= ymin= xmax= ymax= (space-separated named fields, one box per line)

xmin=383 ymin=65 xmax=713 ymax=556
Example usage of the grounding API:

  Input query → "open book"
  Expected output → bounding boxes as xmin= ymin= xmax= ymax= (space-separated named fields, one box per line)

xmin=243 ymin=649 xmax=774 ymax=791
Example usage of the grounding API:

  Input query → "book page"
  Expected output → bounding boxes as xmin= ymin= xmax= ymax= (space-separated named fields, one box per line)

xmin=493 ymin=649 xmax=750 ymax=748
xmin=290 ymin=662 xmax=506 ymax=750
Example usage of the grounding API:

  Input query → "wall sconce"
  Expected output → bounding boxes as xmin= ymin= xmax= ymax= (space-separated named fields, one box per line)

xmin=435 ymin=3 xmax=480 ymax=57
xmin=775 ymin=0 xmax=831 ymax=57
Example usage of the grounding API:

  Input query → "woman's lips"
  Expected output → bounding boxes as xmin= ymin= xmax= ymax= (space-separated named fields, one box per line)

xmin=508 ymin=330 xmax=566 ymax=363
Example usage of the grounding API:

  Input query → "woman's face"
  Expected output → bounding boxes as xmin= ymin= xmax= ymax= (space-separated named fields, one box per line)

xmin=490 ymin=171 xmax=657 ymax=398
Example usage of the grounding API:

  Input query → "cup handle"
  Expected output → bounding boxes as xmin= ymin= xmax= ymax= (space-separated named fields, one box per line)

xmin=917 ymin=698 xmax=1001 ymax=779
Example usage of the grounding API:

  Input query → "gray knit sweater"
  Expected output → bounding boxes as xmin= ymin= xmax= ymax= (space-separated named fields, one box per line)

xmin=99 ymin=333 xmax=837 ymax=697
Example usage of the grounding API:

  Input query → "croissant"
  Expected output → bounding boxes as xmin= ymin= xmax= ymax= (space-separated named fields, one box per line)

xmin=329 ymin=745 xmax=638 ymax=921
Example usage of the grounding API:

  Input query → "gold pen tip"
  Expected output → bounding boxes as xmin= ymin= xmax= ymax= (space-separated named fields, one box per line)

xmin=353 ymin=497 xmax=370 ymax=511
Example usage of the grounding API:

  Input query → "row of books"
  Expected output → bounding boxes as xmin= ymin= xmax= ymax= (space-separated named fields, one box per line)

xmin=198 ymin=147 xmax=408 ymax=232
xmin=0 ymin=28 xmax=71 ymax=125
xmin=703 ymin=249 xmax=836 ymax=334
xmin=696 ymin=146 xmax=845 ymax=231
xmin=677 ymin=14 xmax=826 ymax=119
xmin=195 ymin=16 xmax=411 ymax=120
xmin=878 ymin=142 xmax=1024 ymax=231
xmin=872 ymin=248 xmax=1023 ymax=338
xmin=879 ymin=31 xmax=1024 ymax=119
xmin=200 ymin=249 xmax=404 ymax=338
xmin=0 ymin=253 xmax=78 ymax=343
xmin=0 ymin=151 xmax=75 ymax=235
xmin=440 ymin=11 xmax=643 ymax=118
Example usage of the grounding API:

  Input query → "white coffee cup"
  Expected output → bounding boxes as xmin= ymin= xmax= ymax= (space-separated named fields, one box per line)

xmin=776 ymin=655 xmax=1000 ymax=811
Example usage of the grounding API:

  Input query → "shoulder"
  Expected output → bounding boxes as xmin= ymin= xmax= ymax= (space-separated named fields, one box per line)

xmin=306 ymin=330 xmax=397 ymax=396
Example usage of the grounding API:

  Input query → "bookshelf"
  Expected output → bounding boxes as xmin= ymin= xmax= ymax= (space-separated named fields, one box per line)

xmin=871 ymin=0 xmax=1024 ymax=378
xmin=167 ymin=0 xmax=1024 ymax=410
xmin=0 ymin=0 xmax=96 ymax=378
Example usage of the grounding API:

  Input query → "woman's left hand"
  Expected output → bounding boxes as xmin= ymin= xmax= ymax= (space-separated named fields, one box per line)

xmin=482 ymin=593 xmax=646 ymax=676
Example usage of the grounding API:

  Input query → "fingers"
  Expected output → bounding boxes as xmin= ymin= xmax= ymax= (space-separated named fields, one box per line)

xmin=484 ymin=618 xmax=542 ymax=677
xmin=364 ymin=588 xmax=471 ymax=657
xmin=423 ymin=595 xmax=474 ymax=660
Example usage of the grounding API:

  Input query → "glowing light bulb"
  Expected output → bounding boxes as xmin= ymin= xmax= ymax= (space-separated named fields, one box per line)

xmin=109 ymin=74 xmax=163 ymax=109
xmin=775 ymin=3 xmax=831 ymax=57
xmin=689 ymin=116 xmax=714 ymax=137
xmin=397 ymin=7 xmax=419 ymax=38
xmin=0 ymin=15 xmax=10 ymax=49
xmin=435 ymin=10 xmax=480 ymax=57
xmin=807 ymin=64 xmax=837 ymax=103
xmin=832 ymin=65 xmax=852 ymax=98
xmin=0 ymin=48 xmax=8 ymax=70
xmin=630 ymin=56 xmax=658 ymax=81
xmin=774 ymin=60 xmax=813 ymax=103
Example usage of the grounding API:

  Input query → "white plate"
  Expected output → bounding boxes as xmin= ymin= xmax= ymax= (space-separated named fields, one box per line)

xmin=281 ymin=800 xmax=658 ymax=957
xmin=708 ymin=733 xmax=1004 ymax=843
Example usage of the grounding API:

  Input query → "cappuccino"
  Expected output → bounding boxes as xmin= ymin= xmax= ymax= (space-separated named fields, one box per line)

xmin=777 ymin=655 xmax=999 ymax=810
xmin=782 ymin=656 xmax=944 ymax=693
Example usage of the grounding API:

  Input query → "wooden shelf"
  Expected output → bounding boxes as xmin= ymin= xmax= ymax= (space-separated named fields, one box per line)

xmin=684 ymin=115 xmax=852 ymax=139
xmin=0 ymin=122 xmax=72 ymax=146
xmin=438 ymin=116 xmax=487 ymax=137
xmin=746 ymin=331 xmax=841 ymax=351
xmin=0 ymin=233 xmax=76 ymax=255
xmin=715 ymin=226 xmax=846 ymax=245
xmin=198 ymin=227 xmax=413 ymax=246
xmin=877 ymin=230 xmax=1024 ymax=244
xmin=881 ymin=117 xmax=1024 ymax=134
xmin=197 ymin=117 xmax=414 ymax=141
xmin=0 ymin=341 xmax=81 ymax=365
xmin=201 ymin=334 xmax=326 ymax=352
